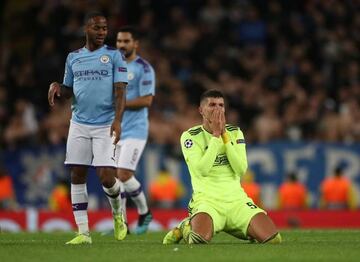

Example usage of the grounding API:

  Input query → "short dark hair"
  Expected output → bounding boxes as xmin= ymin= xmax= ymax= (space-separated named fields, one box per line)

xmin=287 ymin=172 xmax=298 ymax=182
xmin=334 ymin=166 xmax=344 ymax=177
xmin=84 ymin=11 xmax=105 ymax=24
xmin=118 ymin=26 xmax=141 ymax=40
xmin=200 ymin=89 xmax=224 ymax=104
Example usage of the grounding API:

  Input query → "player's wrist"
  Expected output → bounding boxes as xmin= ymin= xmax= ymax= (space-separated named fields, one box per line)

xmin=212 ymin=130 xmax=221 ymax=138
xmin=222 ymin=132 xmax=230 ymax=144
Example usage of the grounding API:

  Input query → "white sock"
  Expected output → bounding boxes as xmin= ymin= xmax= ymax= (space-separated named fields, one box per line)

xmin=123 ymin=176 xmax=148 ymax=215
xmin=71 ymin=183 xmax=89 ymax=234
xmin=102 ymin=178 xmax=122 ymax=215
xmin=119 ymin=181 xmax=127 ymax=222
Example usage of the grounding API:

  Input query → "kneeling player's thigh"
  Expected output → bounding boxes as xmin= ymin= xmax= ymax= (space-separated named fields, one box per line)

xmin=116 ymin=139 xmax=146 ymax=171
xmin=224 ymin=199 xmax=265 ymax=240
xmin=91 ymin=126 xmax=117 ymax=167
xmin=65 ymin=122 xmax=93 ymax=166
xmin=189 ymin=201 xmax=225 ymax=236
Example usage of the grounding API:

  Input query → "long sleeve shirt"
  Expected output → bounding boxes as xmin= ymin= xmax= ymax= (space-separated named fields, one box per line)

xmin=180 ymin=124 xmax=248 ymax=202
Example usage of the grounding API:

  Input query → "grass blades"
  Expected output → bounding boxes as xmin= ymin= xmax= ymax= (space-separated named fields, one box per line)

xmin=1 ymin=230 xmax=360 ymax=262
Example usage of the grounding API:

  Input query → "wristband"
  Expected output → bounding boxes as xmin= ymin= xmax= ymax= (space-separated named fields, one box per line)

xmin=222 ymin=132 xmax=230 ymax=144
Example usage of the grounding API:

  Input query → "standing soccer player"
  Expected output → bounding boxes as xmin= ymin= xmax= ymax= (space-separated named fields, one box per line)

xmin=115 ymin=26 xmax=155 ymax=234
xmin=48 ymin=12 xmax=128 ymax=244
xmin=163 ymin=89 xmax=281 ymax=244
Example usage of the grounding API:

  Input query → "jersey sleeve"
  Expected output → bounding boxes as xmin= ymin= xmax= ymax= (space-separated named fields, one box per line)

xmin=180 ymin=131 xmax=223 ymax=176
xmin=223 ymin=129 xmax=248 ymax=177
xmin=62 ymin=54 xmax=74 ymax=87
xmin=113 ymin=51 xmax=128 ymax=84
xmin=139 ymin=64 xmax=155 ymax=96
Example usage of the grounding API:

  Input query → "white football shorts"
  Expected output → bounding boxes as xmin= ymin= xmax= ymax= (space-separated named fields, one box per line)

xmin=116 ymin=138 xmax=146 ymax=171
xmin=65 ymin=121 xmax=117 ymax=167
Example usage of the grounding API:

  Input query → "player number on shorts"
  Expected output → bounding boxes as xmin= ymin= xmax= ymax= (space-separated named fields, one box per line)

xmin=246 ymin=202 xmax=258 ymax=209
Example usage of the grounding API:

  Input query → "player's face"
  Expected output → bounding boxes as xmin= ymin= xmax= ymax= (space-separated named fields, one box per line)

xmin=85 ymin=16 xmax=107 ymax=47
xmin=116 ymin=32 xmax=138 ymax=58
xmin=199 ymin=97 xmax=225 ymax=120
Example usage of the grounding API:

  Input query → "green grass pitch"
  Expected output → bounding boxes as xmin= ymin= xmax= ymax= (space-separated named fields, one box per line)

xmin=1 ymin=230 xmax=360 ymax=262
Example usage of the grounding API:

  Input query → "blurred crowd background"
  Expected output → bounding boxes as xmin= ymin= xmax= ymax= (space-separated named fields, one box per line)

xmin=1 ymin=0 xmax=359 ymax=150
xmin=0 ymin=0 xmax=359 ymax=210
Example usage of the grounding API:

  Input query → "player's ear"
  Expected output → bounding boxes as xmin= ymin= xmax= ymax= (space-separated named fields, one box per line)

xmin=134 ymin=40 xmax=139 ymax=49
xmin=199 ymin=106 xmax=203 ymax=116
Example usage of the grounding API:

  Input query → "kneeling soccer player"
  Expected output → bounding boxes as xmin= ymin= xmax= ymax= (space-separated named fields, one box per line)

xmin=163 ymin=89 xmax=281 ymax=245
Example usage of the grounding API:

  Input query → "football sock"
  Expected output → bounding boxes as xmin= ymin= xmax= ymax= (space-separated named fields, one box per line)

xmin=123 ymin=176 xmax=148 ymax=215
xmin=71 ymin=183 xmax=89 ymax=234
xmin=103 ymin=178 xmax=122 ymax=215
xmin=188 ymin=231 xmax=209 ymax=244
xmin=119 ymin=181 xmax=127 ymax=221
xmin=263 ymin=232 xmax=282 ymax=244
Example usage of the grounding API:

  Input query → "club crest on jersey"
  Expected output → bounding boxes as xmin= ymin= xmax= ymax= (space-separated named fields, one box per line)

xmin=184 ymin=139 xmax=193 ymax=148
xmin=128 ymin=72 xmax=135 ymax=80
xmin=100 ymin=55 xmax=110 ymax=63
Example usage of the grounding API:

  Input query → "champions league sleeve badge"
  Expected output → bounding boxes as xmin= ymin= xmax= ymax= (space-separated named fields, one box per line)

xmin=184 ymin=139 xmax=193 ymax=148
xmin=128 ymin=72 xmax=134 ymax=80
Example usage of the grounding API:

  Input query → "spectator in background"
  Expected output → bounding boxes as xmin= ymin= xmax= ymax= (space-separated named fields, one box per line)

xmin=41 ymin=99 xmax=71 ymax=145
xmin=1 ymin=0 xmax=359 ymax=152
xmin=149 ymin=169 xmax=184 ymax=209
xmin=49 ymin=180 xmax=71 ymax=212
xmin=241 ymin=170 xmax=261 ymax=207
xmin=0 ymin=86 xmax=9 ymax=145
xmin=0 ymin=167 xmax=17 ymax=210
xmin=278 ymin=172 xmax=308 ymax=210
xmin=3 ymin=98 xmax=38 ymax=148
xmin=320 ymin=166 xmax=356 ymax=210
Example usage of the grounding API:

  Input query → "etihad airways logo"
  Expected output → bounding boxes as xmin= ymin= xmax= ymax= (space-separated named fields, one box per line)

xmin=74 ymin=70 xmax=109 ymax=81
xmin=74 ymin=70 xmax=109 ymax=77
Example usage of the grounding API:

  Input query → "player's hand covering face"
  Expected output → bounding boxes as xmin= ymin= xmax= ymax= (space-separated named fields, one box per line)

xmin=86 ymin=16 xmax=108 ymax=46
xmin=200 ymin=97 xmax=225 ymax=135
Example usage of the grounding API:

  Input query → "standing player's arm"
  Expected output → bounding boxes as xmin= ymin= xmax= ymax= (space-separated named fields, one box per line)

xmin=111 ymin=50 xmax=128 ymax=144
xmin=49 ymin=53 xmax=74 ymax=106
xmin=111 ymin=82 xmax=127 ymax=145
xmin=125 ymin=95 xmax=153 ymax=110
xmin=126 ymin=63 xmax=155 ymax=110
xmin=181 ymin=132 xmax=223 ymax=176
xmin=222 ymin=129 xmax=248 ymax=177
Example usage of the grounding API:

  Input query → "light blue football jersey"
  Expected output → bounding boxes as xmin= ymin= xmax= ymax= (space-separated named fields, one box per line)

xmin=63 ymin=45 xmax=128 ymax=125
xmin=121 ymin=56 xmax=155 ymax=140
